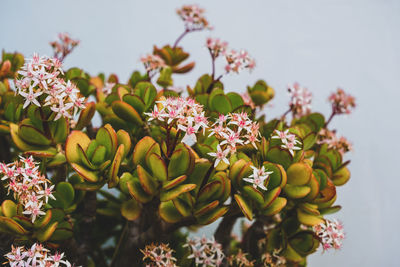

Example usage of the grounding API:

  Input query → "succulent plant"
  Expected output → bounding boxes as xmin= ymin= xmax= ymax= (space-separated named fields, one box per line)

xmin=0 ymin=4 xmax=355 ymax=267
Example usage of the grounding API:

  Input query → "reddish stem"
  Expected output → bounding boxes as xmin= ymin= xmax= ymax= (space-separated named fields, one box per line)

xmin=325 ymin=111 xmax=336 ymax=127
xmin=173 ymin=29 xmax=189 ymax=49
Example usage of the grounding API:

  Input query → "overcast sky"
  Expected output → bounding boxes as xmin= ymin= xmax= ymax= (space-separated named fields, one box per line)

xmin=1 ymin=0 xmax=400 ymax=266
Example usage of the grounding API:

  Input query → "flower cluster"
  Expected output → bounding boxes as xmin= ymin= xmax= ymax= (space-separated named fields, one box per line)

xmin=145 ymin=97 xmax=208 ymax=145
xmin=287 ymin=82 xmax=312 ymax=118
xmin=208 ymin=113 xmax=260 ymax=167
xmin=140 ymin=54 xmax=166 ymax=76
xmin=15 ymin=53 xmax=86 ymax=120
xmin=261 ymin=250 xmax=287 ymax=267
xmin=141 ymin=243 xmax=177 ymax=267
xmin=227 ymin=250 xmax=255 ymax=267
xmin=328 ymin=88 xmax=356 ymax=115
xmin=318 ymin=129 xmax=353 ymax=155
xmin=102 ymin=82 xmax=115 ymax=97
xmin=50 ymin=32 xmax=80 ymax=61
xmin=272 ymin=129 xmax=302 ymax=156
xmin=177 ymin=4 xmax=212 ymax=31
xmin=224 ymin=49 xmax=255 ymax=74
xmin=313 ymin=219 xmax=345 ymax=251
xmin=243 ymin=165 xmax=273 ymax=191
xmin=0 ymin=156 xmax=54 ymax=222
xmin=4 ymin=243 xmax=73 ymax=267
xmin=206 ymin=38 xmax=228 ymax=58
xmin=241 ymin=92 xmax=255 ymax=109
xmin=184 ymin=236 xmax=224 ymax=267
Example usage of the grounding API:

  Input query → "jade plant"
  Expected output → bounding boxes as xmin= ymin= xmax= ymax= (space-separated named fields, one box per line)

xmin=0 ymin=4 xmax=355 ymax=267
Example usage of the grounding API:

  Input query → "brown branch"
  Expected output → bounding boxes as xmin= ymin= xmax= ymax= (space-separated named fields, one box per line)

xmin=75 ymin=191 xmax=97 ymax=265
xmin=214 ymin=208 xmax=241 ymax=256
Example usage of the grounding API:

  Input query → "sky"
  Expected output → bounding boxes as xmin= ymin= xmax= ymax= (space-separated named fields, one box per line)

xmin=1 ymin=0 xmax=400 ymax=266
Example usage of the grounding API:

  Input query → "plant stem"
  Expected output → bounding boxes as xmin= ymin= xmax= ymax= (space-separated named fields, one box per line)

xmin=110 ymin=221 xmax=129 ymax=266
xmin=214 ymin=205 xmax=241 ymax=257
xmin=241 ymin=220 xmax=265 ymax=259
xmin=209 ymin=49 xmax=216 ymax=80
xmin=173 ymin=29 xmax=189 ymax=49
xmin=324 ymin=111 xmax=336 ymax=127
xmin=281 ymin=108 xmax=291 ymax=120
xmin=75 ymin=191 xmax=97 ymax=265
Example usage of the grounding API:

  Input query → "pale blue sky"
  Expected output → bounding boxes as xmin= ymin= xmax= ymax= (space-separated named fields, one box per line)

xmin=1 ymin=0 xmax=400 ymax=266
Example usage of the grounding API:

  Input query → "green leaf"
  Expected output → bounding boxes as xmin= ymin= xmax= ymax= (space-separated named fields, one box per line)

xmin=263 ymin=162 xmax=287 ymax=189
xmin=56 ymin=182 xmax=75 ymax=208
xmin=262 ymin=187 xmax=281 ymax=209
xmin=262 ymin=197 xmax=287 ymax=216
xmin=0 ymin=216 xmax=28 ymax=235
xmin=75 ymin=102 xmax=96 ymax=130
xmin=297 ymin=208 xmax=324 ymax=226
xmin=35 ymin=221 xmax=58 ymax=242
xmin=160 ymin=184 xmax=196 ymax=202
xmin=159 ymin=200 xmax=182 ymax=223
xmin=186 ymin=159 xmax=211 ymax=195
xmin=65 ymin=131 xmax=91 ymax=164
xmin=121 ymin=199 xmax=141 ymax=221
xmin=211 ymin=94 xmax=232 ymax=114
xmin=194 ymin=200 xmax=219 ymax=216
xmin=71 ymin=163 xmax=99 ymax=183
xmin=168 ymin=148 xmax=190 ymax=179
xmin=266 ymin=146 xmax=293 ymax=169
xmin=127 ymin=177 xmax=153 ymax=203
xmin=162 ymin=175 xmax=187 ymax=190
xmin=147 ymin=153 xmax=168 ymax=182
xmin=284 ymin=184 xmax=311 ymax=199
xmin=117 ymin=129 xmax=131 ymax=158
xmin=197 ymin=181 xmax=221 ymax=203
xmin=91 ymin=145 xmax=107 ymax=166
xmin=289 ymin=231 xmax=320 ymax=256
xmin=96 ymin=126 xmax=115 ymax=159
xmin=108 ymin=144 xmax=125 ymax=188
xmin=243 ymin=186 xmax=264 ymax=206
xmin=287 ymin=162 xmax=312 ymax=186
xmin=133 ymin=136 xmax=157 ymax=166
xmin=123 ymin=94 xmax=145 ymax=114
xmin=112 ymin=100 xmax=143 ymax=125
xmin=234 ymin=194 xmax=253 ymax=220
xmin=196 ymin=206 xmax=229 ymax=225
xmin=332 ymin=166 xmax=351 ymax=186
xmin=226 ymin=92 xmax=244 ymax=110
xmin=19 ymin=124 xmax=51 ymax=146
xmin=137 ymin=165 xmax=158 ymax=195
xmin=119 ymin=172 xmax=135 ymax=194
xmin=1 ymin=200 xmax=17 ymax=218
xmin=157 ymin=66 xmax=173 ymax=87
xmin=34 ymin=210 xmax=52 ymax=229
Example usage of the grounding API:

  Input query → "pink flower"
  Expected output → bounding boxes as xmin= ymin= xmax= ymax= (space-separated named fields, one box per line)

xmin=19 ymin=86 xmax=43 ymax=108
xmin=184 ymin=235 xmax=224 ymax=267
xmin=176 ymin=4 xmax=212 ymax=31
xmin=208 ymin=144 xmax=230 ymax=167
xmin=287 ymin=83 xmax=312 ymax=118
xmin=313 ymin=219 xmax=345 ymax=251
xmin=16 ymin=53 xmax=86 ymax=120
xmin=243 ymin=166 xmax=273 ymax=191
xmin=206 ymin=38 xmax=228 ymax=58
xmin=50 ymin=32 xmax=80 ymax=60
xmin=5 ymin=243 xmax=74 ymax=267
xmin=272 ymin=129 xmax=302 ymax=156
xmin=318 ymin=129 xmax=353 ymax=155
xmin=0 ymin=156 xmax=55 ymax=223
xmin=328 ymin=88 xmax=356 ymax=115
xmin=224 ymin=49 xmax=255 ymax=74
xmin=141 ymin=54 xmax=166 ymax=74
xmin=146 ymin=97 xmax=208 ymax=146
